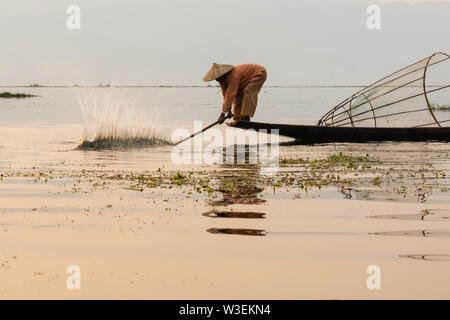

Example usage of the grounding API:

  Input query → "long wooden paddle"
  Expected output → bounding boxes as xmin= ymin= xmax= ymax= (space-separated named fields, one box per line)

xmin=175 ymin=114 xmax=232 ymax=145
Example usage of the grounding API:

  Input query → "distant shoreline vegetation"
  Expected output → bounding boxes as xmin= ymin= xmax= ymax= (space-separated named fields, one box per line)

xmin=0 ymin=91 xmax=36 ymax=98
xmin=0 ymin=84 xmax=446 ymax=89
xmin=0 ymin=84 xmax=369 ymax=88
xmin=430 ymin=103 xmax=450 ymax=112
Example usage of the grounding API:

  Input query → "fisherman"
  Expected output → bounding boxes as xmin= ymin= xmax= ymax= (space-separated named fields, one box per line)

xmin=202 ymin=63 xmax=267 ymax=125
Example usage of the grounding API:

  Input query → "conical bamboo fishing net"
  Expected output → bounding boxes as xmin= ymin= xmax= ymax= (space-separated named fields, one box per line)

xmin=318 ymin=52 xmax=450 ymax=128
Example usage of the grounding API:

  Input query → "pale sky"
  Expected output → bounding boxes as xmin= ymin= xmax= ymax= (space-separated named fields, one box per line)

xmin=0 ymin=0 xmax=449 ymax=86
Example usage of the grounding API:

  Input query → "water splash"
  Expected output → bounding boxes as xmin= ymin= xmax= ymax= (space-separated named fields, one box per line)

xmin=76 ymin=90 xmax=173 ymax=150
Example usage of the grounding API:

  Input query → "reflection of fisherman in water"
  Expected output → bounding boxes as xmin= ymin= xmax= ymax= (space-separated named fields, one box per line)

xmin=220 ymin=144 xmax=258 ymax=166
xmin=203 ymin=210 xmax=265 ymax=219
xmin=207 ymin=228 xmax=267 ymax=236
xmin=340 ymin=186 xmax=353 ymax=199
xmin=210 ymin=171 xmax=265 ymax=206
xmin=205 ymin=169 xmax=267 ymax=236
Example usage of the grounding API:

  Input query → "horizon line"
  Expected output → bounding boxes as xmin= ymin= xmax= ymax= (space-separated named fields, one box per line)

xmin=0 ymin=84 xmax=370 ymax=88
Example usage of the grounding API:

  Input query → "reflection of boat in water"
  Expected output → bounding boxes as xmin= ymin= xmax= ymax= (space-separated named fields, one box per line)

xmin=234 ymin=52 xmax=450 ymax=144
xmin=399 ymin=254 xmax=450 ymax=262
xmin=369 ymin=209 xmax=450 ymax=221
xmin=206 ymin=228 xmax=267 ymax=236
xmin=203 ymin=210 xmax=265 ymax=219
xmin=371 ymin=229 xmax=450 ymax=238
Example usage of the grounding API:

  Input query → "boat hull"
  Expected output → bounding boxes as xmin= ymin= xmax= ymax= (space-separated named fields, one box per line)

xmin=232 ymin=121 xmax=450 ymax=144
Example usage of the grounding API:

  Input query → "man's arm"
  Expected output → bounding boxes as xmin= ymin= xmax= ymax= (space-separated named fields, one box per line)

xmin=222 ymin=75 xmax=239 ymax=113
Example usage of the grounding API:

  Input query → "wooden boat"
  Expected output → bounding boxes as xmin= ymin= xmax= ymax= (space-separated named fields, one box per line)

xmin=232 ymin=121 xmax=450 ymax=144
xmin=233 ymin=52 xmax=450 ymax=144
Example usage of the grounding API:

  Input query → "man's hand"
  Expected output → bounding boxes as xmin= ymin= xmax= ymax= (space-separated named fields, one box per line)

xmin=218 ymin=111 xmax=233 ymax=124
xmin=218 ymin=112 xmax=226 ymax=124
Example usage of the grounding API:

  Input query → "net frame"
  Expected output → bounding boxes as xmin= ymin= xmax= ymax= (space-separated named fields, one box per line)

xmin=318 ymin=52 xmax=450 ymax=128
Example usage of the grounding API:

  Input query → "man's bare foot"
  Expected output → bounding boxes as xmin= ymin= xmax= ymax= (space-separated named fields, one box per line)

xmin=226 ymin=120 xmax=237 ymax=126
xmin=226 ymin=116 xmax=251 ymax=126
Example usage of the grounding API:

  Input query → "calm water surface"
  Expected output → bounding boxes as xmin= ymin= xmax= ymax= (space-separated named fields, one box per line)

xmin=0 ymin=87 xmax=449 ymax=299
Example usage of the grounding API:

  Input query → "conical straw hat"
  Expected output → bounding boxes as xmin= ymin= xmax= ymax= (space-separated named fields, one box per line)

xmin=202 ymin=63 xmax=234 ymax=82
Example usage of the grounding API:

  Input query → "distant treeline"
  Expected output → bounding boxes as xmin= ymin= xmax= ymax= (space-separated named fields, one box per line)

xmin=430 ymin=104 xmax=450 ymax=112
xmin=0 ymin=91 xmax=36 ymax=98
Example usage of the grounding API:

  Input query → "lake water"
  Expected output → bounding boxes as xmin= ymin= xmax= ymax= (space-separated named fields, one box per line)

xmin=0 ymin=87 xmax=449 ymax=299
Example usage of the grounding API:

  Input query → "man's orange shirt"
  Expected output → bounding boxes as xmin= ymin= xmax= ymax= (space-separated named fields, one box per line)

xmin=219 ymin=63 xmax=266 ymax=112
